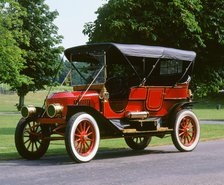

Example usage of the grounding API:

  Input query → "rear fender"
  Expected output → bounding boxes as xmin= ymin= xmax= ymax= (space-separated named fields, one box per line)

xmin=66 ymin=105 xmax=122 ymax=137
xmin=166 ymin=101 xmax=197 ymax=128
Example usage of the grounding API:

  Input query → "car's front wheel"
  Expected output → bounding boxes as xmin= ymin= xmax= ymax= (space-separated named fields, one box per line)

xmin=15 ymin=118 xmax=50 ymax=159
xmin=124 ymin=136 xmax=151 ymax=150
xmin=65 ymin=112 xmax=100 ymax=163
xmin=171 ymin=109 xmax=200 ymax=152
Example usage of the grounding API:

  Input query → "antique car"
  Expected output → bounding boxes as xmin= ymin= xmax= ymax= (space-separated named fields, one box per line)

xmin=15 ymin=43 xmax=200 ymax=163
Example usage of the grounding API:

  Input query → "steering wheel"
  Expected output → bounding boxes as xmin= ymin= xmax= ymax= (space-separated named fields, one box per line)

xmin=105 ymin=76 xmax=129 ymax=99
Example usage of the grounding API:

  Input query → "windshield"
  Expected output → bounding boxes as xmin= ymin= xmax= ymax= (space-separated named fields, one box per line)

xmin=70 ymin=53 xmax=105 ymax=86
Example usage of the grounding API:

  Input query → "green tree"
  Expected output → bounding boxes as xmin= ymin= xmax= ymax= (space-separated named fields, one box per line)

xmin=58 ymin=60 xmax=72 ymax=85
xmin=83 ymin=0 xmax=203 ymax=48
xmin=83 ymin=0 xmax=224 ymax=97
xmin=192 ymin=0 xmax=224 ymax=97
xmin=0 ymin=1 xmax=31 ymax=88
xmin=14 ymin=0 xmax=64 ymax=109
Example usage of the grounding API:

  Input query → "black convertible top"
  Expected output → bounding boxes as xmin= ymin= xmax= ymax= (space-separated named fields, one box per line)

xmin=65 ymin=43 xmax=196 ymax=62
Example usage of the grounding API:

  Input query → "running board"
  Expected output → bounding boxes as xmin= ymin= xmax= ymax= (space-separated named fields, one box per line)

xmin=122 ymin=127 xmax=173 ymax=134
xmin=109 ymin=117 xmax=166 ymax=132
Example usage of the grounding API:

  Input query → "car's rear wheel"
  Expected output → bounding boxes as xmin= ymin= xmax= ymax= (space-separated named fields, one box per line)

xmin=65 ymin=112 xmax=100 ymax=163
xmin=172 ymin=109 xmax=200 ymax=152
xmin=15 ymin=118 xmax=50 ymax=160
xmin=124 ymin=136 xmax=151 ymax=150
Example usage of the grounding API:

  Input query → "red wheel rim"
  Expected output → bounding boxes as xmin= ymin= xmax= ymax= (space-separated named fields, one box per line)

xmin=178 ymin=116 xmax=197 ymax=146
xmin=23 ymin=121 xmax=43 ymax=152
xmin=74 ymin=120 xmax=96 ymax=156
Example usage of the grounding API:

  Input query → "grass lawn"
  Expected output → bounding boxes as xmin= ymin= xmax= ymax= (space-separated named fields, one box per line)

xmin=193 ymin=95 xmax=224 ymax=120
xmin=0 ymin=86 xmax=73 ymax=112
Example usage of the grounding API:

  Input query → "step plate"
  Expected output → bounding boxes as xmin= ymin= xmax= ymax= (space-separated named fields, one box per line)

xmin=122 ymin=127 xmax=173 ymax=134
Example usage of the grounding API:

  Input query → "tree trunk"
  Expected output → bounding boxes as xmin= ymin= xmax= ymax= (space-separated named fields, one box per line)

xmin=17 ymin=95 xmax=25 ymax=111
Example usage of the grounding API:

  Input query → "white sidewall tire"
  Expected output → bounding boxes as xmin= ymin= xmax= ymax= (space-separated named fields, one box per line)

xmin=68 ymin=113 xmax=100 ymax=162
xmin=173 ymin=110 xmax=200 ymax=152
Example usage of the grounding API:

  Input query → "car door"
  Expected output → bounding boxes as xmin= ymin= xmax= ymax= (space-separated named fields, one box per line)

xmin=146 ymin=87 xmax=164 ymax=111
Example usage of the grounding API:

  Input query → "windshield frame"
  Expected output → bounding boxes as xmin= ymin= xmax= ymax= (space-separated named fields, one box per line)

xmin=69 ymin=51 xmax=106 ymax=87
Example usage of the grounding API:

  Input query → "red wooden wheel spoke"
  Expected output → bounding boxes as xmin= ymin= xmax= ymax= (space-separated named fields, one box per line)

xmin=24 ymin=138 xmax=31 ymax=145
xmin=79 ymin=123 xmax=83 ymax=132
xmin=75 ymin=138 xmax=81 ymax=142
xmin=27 ymin=140 xmax=32 ymax=150
xmin=73 ymin=120 xmax=96 ymax=156
xmin=34 ymin=125 xmax=38 ymax=132
xmin=187 ymin=130 xmax=194 ymax=135
xmin=77 ymin=127 xmax=82 ymax=134
xmin=180 ymin=121 xmax=186 ymax=128
xmin=179 ymin=131 xmax=185 ymax=137
xmin=179 ymin=128 xmax=185 ymax=132
xmin=82 ymin=142 xmax=86 ymax=153
xmin=28 ymin=142 xmax=32 ymax=151
xmin=28 ymin=123 xmax=32 ymax=130
xmin=79 ymin=142 xmax=83 ymax=153
xmin=182 ymin=118 xmax=188 ymax=125
xmin=83 ymin=121 xmax=87 ymax=131
xmin=184 ymin=136 xmax=187 ymax=144
xmin=37 ymin=140 xmax=41 ymax=145
xmin=75 ymin=133 xmax=82 ymax=137
xmin=77 ymin=126 xmax=81 ymax=135
xmin=86 ymin=125 xmax=91 ymax=133
xmin=24 ymin=134 xmax=29 ymax=137
xmin=188 ymin=134 xmax=193 ymax=141
xmin=24 ymin=130 xmax=30 ymax=135
xmin=179 ymin=117 xmax=197 ymax=146
xmin=186 ymin=135 xmax=190 ymax=143
xmin=31 ymin=142 xmax=34 ymax=152
xmin=75 ymin=140 xmax=81 ymax=150
xmin=86 ymin=137 xmax=93 ymax=142
xmin=77 ymin=143 xmax=81 ymax=152
xmin=85 ymin=141 xmax=90 ymax=151
xmin=84 ymin=142 xmax=88 ymax=153
xmin=85 ymin=141 xmax=90 ymax=149
xmin=36 ymin=129 xmax=41 ymax=134
xmin=34 ymin=141 xmax=38 ymax=151
xmin=78 ymin=143 xmax=82 ymax=153
xmin=86 ymin=131 xmax=93 ymax=137
xmin=33 ymin=142 xmax=36 ymax=152
xmin=180 ymin=134 xmax=185 ymax=142
xmin=32 ymin=122 xmax=35 ymax=132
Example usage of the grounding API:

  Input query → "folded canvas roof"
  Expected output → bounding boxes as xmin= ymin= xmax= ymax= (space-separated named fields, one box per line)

xmin=65 ymin=43 xmax=196 ymax=62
